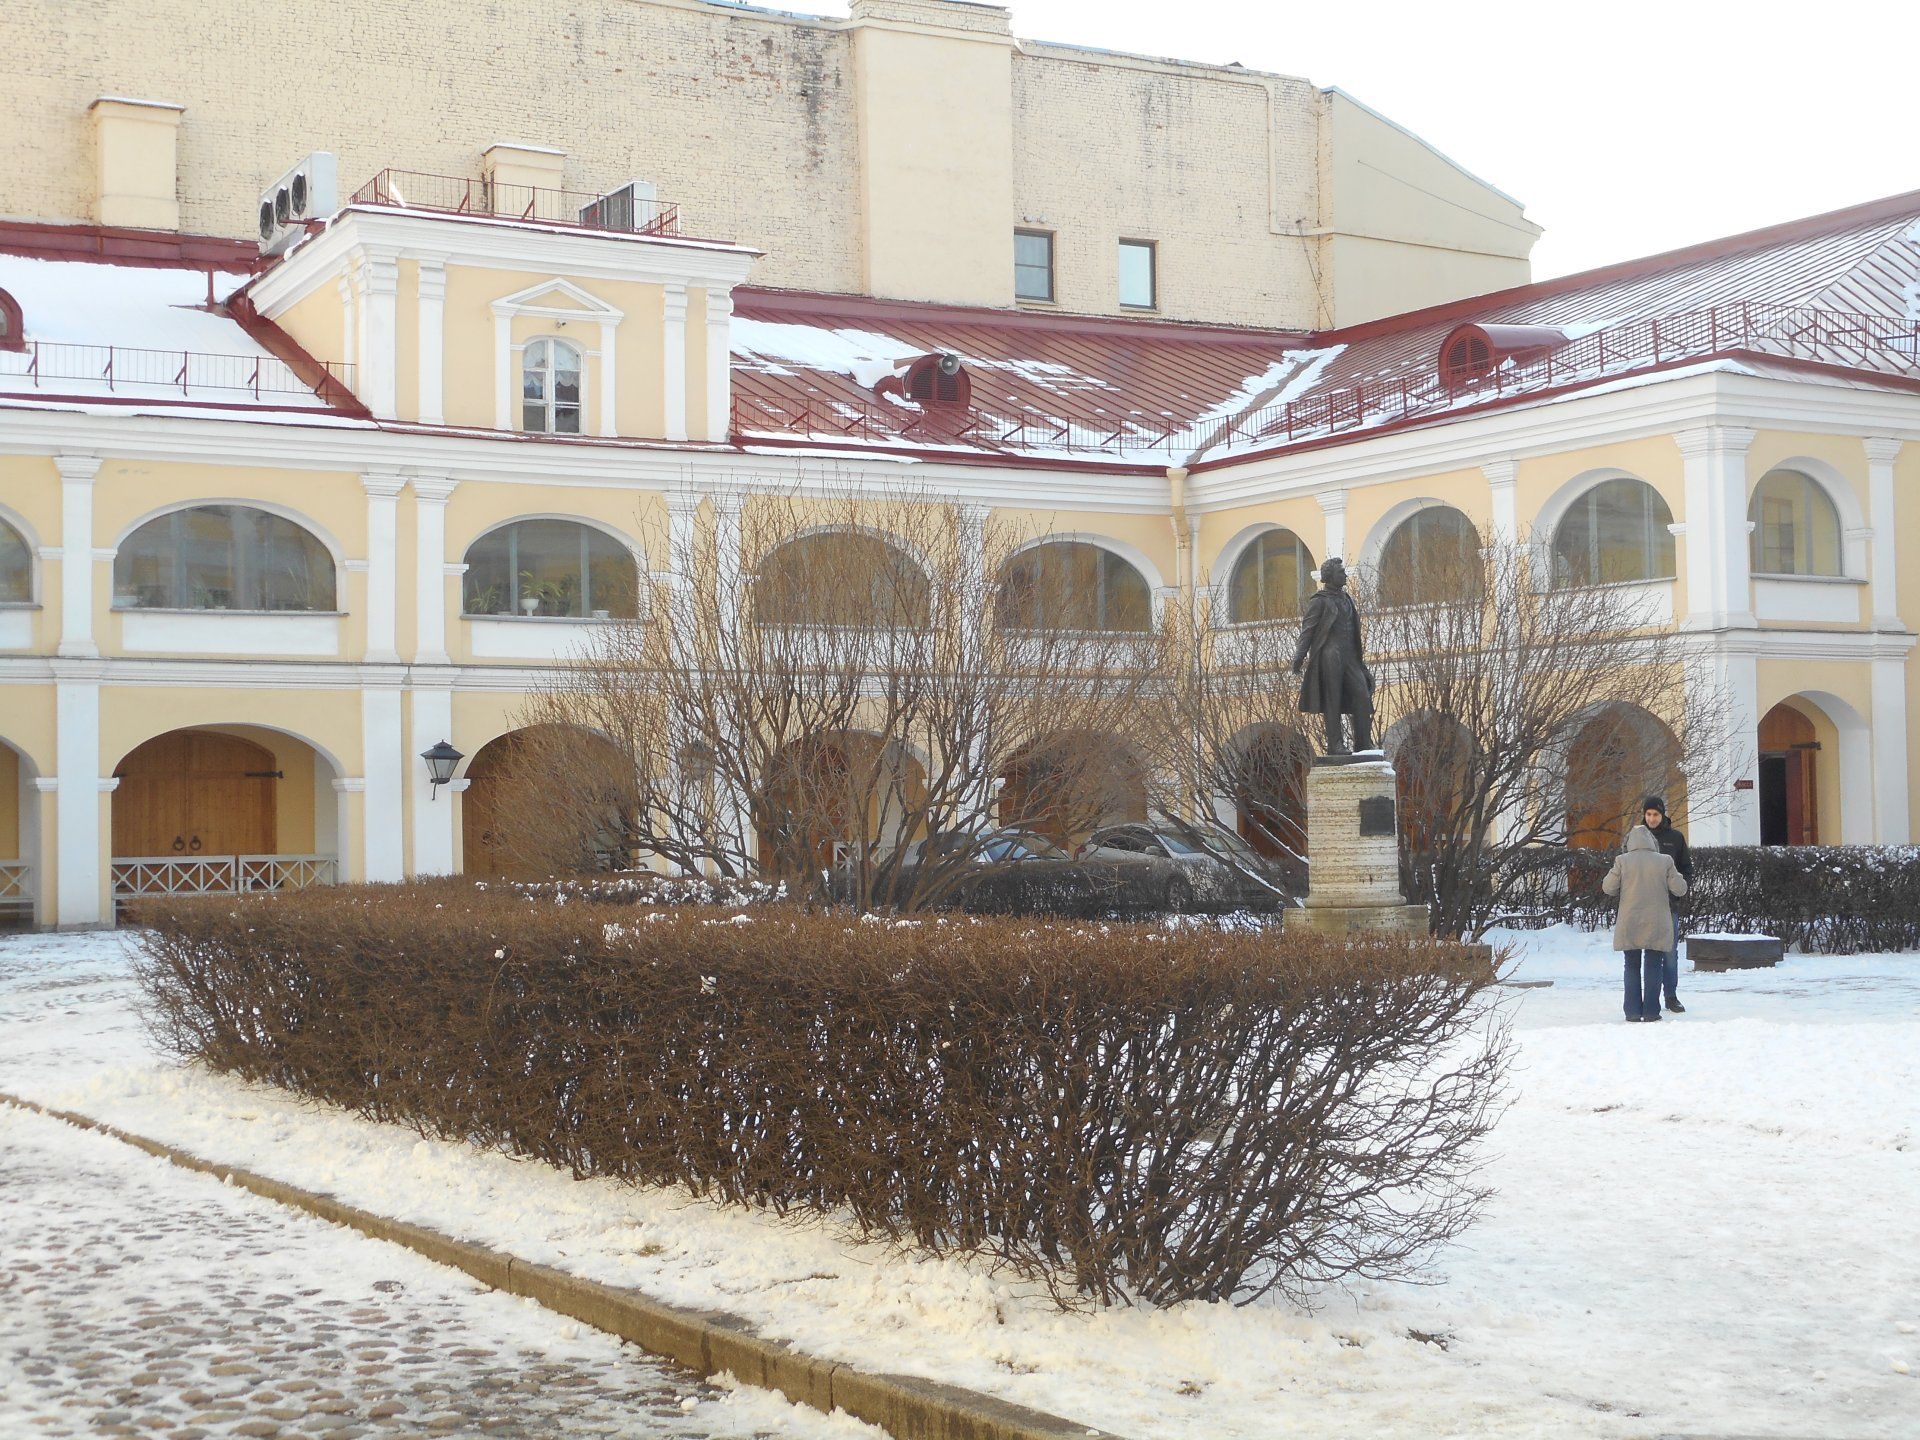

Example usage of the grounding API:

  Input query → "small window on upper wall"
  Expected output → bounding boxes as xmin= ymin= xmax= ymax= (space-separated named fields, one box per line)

xmin=1118 ymin=240 xmax=1156 ymax=310
xmin=0 ymin=519 xmax=31 ymax=603
xmin=1014 ymin=230 xmax=1054 ymax=303
xmin=521 ymin=337 xmax=583 ymax=434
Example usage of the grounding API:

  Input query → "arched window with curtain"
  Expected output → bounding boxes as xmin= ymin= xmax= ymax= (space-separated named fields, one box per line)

xmin=1376 ymin=506 xmax=1482 ymax=608
xmin=1551 ymin=478 xmax=1676 ymax=588
xmin=114 ymin=506 xmax=335 ymax=611
xmin=994 ymin=541 xmax=1151 ymax=633
xmin=521 ymin=337 xmax=584 ymax=434
xmin=1750 ymin=470 xmax=1842 ymax=576
xmin=1226 ymin=528 xmax=1316 ymax=623
xmin=0 ymin=289 xmax=23 ymax=353
xmin=0 ymin=518 xmax=30 ymax=604
xmin=753 ymin=532 xmax=931 ymax=629
xmin=462 ymin=519 xmax=638 ymax=619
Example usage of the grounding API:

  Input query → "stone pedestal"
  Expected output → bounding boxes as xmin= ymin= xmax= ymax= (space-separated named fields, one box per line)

xmin=1291 ymin=756 xmax=1430 ymax=937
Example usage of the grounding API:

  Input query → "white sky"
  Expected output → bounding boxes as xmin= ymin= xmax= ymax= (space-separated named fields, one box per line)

xmin=766 ymin=0 xmax=1920 ymax=279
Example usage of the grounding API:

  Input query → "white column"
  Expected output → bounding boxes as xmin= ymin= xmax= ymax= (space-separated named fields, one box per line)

xmin=417 ymin=259 xmax=446 ymax=425
xmin=1690 ymin=642 xmax=1761 ymax=846
xmin=360 ymin=680 xmax=405 ymax=882
xmin=1483 ymin=459 xmax=1519 ymax=546
xmin=1315 ymin=488 xmax=1348 ymax=564
xmin=1866 ymin=437 xmax=1902 ymax=629
xmin=705 ymin=289 xmax=734 ymax=443
xmin=339 ymin=273 xmax=358 ymax=392
xmin=356 ymin=249 xmax=400 ymax=419
xmin=493 ymin=311 xmax=514 ymax=430
xmin=409 ymin=682 xmax=457 ymax=877
xmin=361 ymin=472 xmax=403 ymax=663
xmin=330 ymin=777 xmax=361 ymax=881
xmin=52 ymin=660 xmax=106 ymax=926
xmin=55 ymin=453 xmax=102 ymax=658
xmin=410 ymin=474 xmax=457 ymax=665
xmin=597 ymin=319 xmax=619 ymax=438
xmin=1872 ymin=652 xmax=1912 ymax=844
xmin=1676 ymin=425 xmax=1756 ymax=630
xmin=663 ymin=283 xmax=689 ymax=443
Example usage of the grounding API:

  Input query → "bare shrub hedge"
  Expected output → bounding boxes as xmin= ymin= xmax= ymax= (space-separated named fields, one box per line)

xmin=132 ymin=883 xmax=1509 ymax=1307
xmin=1518 ymin=845 xmax=1920 ymax=954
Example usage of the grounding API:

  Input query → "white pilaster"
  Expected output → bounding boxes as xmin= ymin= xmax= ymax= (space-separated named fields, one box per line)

xmin=1872 ymin=652 xmax=1912 ymax=844
xmin=1690 ymin=642 xmax=1760 ymax=846
xmin=408 ymin=681 xmax=457 ymax=877
xmin=416 ymin=259 xmax=446 ymax=425
xmin=1315 ymin=489 xmax=1348 ymax=564
xmin=410 ymin=474 xmax=457 ymax=664
xmin=55 ymin=453 xmax=102 ymax=658
xmin=705 ymin=289 xmax=734 ymax=443
xmin=360 ymin=680 xmax=405 ymax=883
xmin=663 ymin=283 xmax=689 ymax=443
xmin=1676 ymin=425 xmax=1757 ymax=630
xmin=1866 ymin=437 xmax=1902 ymax=629
xmin=356 ymin=249 xmax=400 ymax=419
xmin=339 ymin=273 xmax=357 ymax=392
xmin=597 ymin=319 xmax=619 ymax=438
xmin=493 ymin=311 xmax=513 ymax=430
xmin=52 ymin=660 xmax=106 ymax=926
xmin=1483 ymin=459 xmax=1519 ymax=546
xmin=361 ymin=472 xmax=404 ymax=663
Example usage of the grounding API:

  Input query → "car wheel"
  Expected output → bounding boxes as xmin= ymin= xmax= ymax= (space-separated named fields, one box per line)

xmin=1164 ymin=875 xmax=1193 ymax=914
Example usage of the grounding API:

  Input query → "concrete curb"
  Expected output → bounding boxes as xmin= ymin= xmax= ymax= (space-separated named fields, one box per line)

xmin=0 ymin=1090 xmax=1129 ymax=1440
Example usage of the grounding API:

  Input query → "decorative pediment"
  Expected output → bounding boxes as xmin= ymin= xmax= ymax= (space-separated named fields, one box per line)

xmin=489 ymin=277 xmax=625 ymax=323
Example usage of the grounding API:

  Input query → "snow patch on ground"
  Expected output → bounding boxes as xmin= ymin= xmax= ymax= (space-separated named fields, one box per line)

xmin=1 ymin=926 xmax=1914 ymax=1438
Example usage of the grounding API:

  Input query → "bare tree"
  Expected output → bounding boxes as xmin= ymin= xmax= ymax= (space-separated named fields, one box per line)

xmin=1358 ymin=529 xmax=1733 ymax=939
xmin=495 ymin=486 xmax=1163 ymax=909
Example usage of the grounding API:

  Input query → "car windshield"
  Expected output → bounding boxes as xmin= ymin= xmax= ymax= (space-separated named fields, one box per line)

xmin=985 ymin=833 xmax=1065 ymax=862
xmin=1152 ymin=831 xmax=1209 ymax=857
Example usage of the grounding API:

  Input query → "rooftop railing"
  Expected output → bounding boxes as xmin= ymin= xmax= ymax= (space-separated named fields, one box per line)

xmin=348 ymin=169 xmax=681 ymax=238
xmin=0 ymin=341 xmax=356 ymax=406
xmin=733 ymin=302 xmax=1920 ymax=460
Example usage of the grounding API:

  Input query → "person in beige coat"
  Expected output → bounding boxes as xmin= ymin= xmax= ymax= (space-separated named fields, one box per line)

xmin=1602 ymin=825 xmax=1689 ymax=1022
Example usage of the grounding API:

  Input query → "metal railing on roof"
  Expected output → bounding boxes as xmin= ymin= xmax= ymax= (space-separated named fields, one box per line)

xmin=348 ymin=169 xmax=681 ymax=238
xmin=732 ymin=302 xmax=1920 ymax=460
xmin=0 ymin=341 xmax=356 ymax=405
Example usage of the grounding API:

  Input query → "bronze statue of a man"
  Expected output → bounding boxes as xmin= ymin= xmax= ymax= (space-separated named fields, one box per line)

xmin=1291 ymin=557 xmax=1376 ymax=756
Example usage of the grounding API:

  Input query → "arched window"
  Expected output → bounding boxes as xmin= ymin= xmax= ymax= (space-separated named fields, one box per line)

xmin=0 ymin=290 xmax=22 ymax=353
xmin=1377 ymin=506 xmax=1481 ymax=608
xmin=462 ymin=519 xmax=638 ymax=619
xmin=521 ymin=338 xmax=584 ymax=434
xmin=1750 ymin=470 xmax=1842 ymax=576
xmin=994 ymin=541 xmax=1151 ymax=633
xmin=1551 ymin=478 xmax=1676 ymax=588
xmin=754 ymin=532 xmax=931 ymax=629
xmin=1227 ymin=528 xmax=1316 ymax=623
xmin=0 ymin=519 xmax=30 ymax=604
xmin=115 ymin=506 xmax=334 ymax=611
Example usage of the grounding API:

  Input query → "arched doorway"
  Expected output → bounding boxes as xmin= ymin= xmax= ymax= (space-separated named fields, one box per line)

xmin=1229 ymin=723 xmax=1310 ymax=860
xmin=1758 ymin=702 xmax=1819 ymax=846
xmin=1385 ymin=712 xmax=1475 ymax=860
xmin=998 ymin=732 xmax=1146 ymax=847
xmin=759 ymin=732 xmax=926 ymax=877
xmin=0 ymin=737 xmax=39 ymax=928
xmin=110 ymin=726 xmax=339 ymax=901
xmin=1564 ymin=706 xmax=1683 ymax=851
xmin=462 ymin=725 xmax=638 ymax=879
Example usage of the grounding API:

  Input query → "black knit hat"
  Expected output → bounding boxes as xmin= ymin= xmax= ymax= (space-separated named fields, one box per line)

xmin=1641 ymin=796 xmax=1668 ymax=817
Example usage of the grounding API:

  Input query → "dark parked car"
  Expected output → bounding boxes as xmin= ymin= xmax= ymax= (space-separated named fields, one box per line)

xmin=1077 ymin=824 xmax=1291 ymax=913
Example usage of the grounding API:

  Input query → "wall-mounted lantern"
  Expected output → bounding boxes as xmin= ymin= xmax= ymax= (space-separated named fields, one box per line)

xmin=421 ymin=739 xmax=464 ymax=799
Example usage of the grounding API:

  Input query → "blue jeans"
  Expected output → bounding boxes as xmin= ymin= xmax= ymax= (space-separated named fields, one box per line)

xmin=1624 ymin=949 xmax=1666 ymax=1020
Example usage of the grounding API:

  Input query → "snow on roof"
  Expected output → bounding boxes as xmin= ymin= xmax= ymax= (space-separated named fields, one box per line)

xmin=0 ymin=253 xmax=343 ymax=410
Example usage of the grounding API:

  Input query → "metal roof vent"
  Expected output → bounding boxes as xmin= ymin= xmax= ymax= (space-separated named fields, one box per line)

xmin=1439 ymin=323 xmax=1572 ymax=389
xmin=902 ymin=351 xmax=971 ymax=407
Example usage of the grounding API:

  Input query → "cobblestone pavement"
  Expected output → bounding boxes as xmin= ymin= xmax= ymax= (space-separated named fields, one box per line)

xmin=0 ymin=1104 xmax=835 ymax=1440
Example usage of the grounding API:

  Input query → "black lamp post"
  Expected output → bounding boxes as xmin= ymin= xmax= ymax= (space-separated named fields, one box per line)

xmin=421 ymin=739 xmax=464 ymax=800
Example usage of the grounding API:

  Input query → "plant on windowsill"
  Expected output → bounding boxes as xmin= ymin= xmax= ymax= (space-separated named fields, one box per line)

xmin=520 ymin=571 xmax=580 ymax=619
xmin=464 ymin=582 xmax=505 ymax=616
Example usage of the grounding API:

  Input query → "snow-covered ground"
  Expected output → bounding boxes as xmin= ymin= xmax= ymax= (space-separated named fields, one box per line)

xmin=1 ymin=925 xmax=1914 ymax=1439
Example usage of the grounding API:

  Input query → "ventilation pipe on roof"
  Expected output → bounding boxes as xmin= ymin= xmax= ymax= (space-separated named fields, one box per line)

xmin=89 ymin=97 xmax=184 ymax=231
xmin=1167 ymin=466 xmax=1194 ymax=595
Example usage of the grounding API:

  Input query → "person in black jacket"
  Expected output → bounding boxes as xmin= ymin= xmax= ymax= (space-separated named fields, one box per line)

xmin=1641 ymin=797 xmax=1692 ymax=1013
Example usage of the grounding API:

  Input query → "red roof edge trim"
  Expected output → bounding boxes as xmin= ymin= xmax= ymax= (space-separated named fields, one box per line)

xmin=1324 ymin=186 xmax=1920 ymax=345
xmin=0 ymin=220 xmax=261 ymax=270
xmin=735 ymin=284 xmax=1313 ymax=346
xmin=732 ymin=430 xmax=1166 ymax=476
xmin=223 ymin=293 xmax=371 ymax=417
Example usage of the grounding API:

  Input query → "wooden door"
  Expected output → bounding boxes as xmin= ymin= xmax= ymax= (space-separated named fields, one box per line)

xmin=113 ymin=731 xmax=277 ymax=858
xmin=1757 ymin=703 xmax=1818 ymax=846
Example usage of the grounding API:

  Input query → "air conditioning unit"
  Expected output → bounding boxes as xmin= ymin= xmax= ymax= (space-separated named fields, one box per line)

xmin=257 ymin=152 xmax=340 ymax=256
xmin=578 ymin=178 xmax=657 ymax=234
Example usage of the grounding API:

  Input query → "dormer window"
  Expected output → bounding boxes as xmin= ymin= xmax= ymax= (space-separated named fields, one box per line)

xmin=902 ymin=352 xmax=971 ymax=407
xmin=522 ymin=337 xmax=583 ymax=433
xmin=0 ymin=290 xmax=22 ymax=353
xmin=1439 ymin=323 xmax=1572 ymax=389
